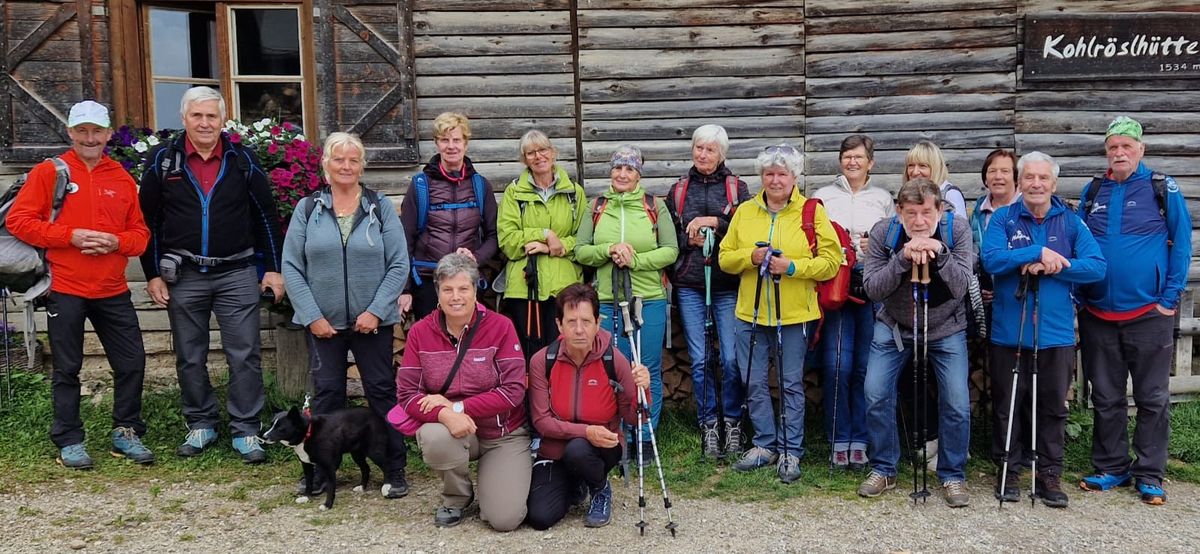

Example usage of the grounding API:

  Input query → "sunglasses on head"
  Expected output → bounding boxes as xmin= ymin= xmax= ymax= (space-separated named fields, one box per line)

xmin=764 ymin=144 xmax=799 ymax=156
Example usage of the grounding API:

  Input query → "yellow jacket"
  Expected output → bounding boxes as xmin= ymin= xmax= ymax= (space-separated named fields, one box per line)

xmin=719 ymin=186 xmax=842 ymax=325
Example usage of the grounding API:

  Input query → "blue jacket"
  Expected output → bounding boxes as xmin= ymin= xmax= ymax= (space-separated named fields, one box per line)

xmin=1076 ymin=162 xmax=1191 ymax=312
xmin=983 ymin=197 xmax=1105 ymax=349
xmin=282 ymin=187 xmax=410 ymax=329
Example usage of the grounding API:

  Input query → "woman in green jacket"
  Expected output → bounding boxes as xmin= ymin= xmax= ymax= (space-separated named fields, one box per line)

xmin=497 ymin=130 xmax=587 ymax=359
xmin=575 ymin=145 xmax=678 ymax=466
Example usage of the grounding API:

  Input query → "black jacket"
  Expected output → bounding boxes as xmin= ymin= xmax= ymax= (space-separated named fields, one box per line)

xmin=664 ymin=163 xmax=751 ymax=291
xmin=138 ymin=132 xmax=283 ymax=278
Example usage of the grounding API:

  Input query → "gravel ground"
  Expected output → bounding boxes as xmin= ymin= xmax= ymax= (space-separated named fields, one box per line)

xmin=2 ymin=474 xmax=1198 ymax=553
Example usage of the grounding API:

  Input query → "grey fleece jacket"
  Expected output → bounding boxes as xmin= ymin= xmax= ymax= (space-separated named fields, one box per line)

xmin=862 ymin=214 xmax=974 ymax=344
xmin=282 ymin=187 xmax=410 ymax=329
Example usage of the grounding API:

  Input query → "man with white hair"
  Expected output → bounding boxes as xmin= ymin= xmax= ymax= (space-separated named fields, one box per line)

xmin=138 ymin=86 xmax=286 ymax=463
xmin=981 ymin=151 xmax=1105 ymax=508
xmin=1075 ymin=116 xmax=1191 ymax=505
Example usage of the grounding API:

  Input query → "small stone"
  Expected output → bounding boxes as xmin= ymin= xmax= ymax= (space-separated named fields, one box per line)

xmin=69 ymin=539 xmax=87 ymax=550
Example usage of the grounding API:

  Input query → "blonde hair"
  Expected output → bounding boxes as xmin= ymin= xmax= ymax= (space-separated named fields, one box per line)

xmin=321 ymin=132 xmax=367 ymax=170
xmin=517 ymin=129 xmax=556 ymax=164
xmin=433 ymin=112 xmax=472 ymax=142
xmin=904 ymin=140 xmax=949 ymax=186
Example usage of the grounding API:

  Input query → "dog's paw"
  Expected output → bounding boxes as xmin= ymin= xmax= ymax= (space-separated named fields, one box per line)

xmin=294 ymin=496 xmax=310 ymax=504
xmin=318 ymin=504 xmax=329 ymax=511
xmin=380 ymin=484 xmax=391 ymax=496
xmin=353 ymin=485 xmax=364 ymax=493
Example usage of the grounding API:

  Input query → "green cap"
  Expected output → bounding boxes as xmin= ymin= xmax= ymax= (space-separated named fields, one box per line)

xmin=1105 ymin=116 xmax=1143 ymax=141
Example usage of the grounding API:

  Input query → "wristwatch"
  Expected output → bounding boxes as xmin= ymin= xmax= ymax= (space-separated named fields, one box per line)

xmin=452 ymin=401 xmax=464 ymax=414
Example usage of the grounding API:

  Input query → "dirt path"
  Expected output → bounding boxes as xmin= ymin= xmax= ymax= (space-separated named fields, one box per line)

xmin=2 ymin=476 xmax=1198 ymax=553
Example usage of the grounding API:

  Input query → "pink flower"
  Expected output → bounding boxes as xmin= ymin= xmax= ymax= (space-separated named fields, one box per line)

xmin=267 ymin=142 xmax=279 ymax=155
xmin=229 ymin=133 xmax=242 ymax=144
xmin=271 ymin=126 xmax=282 ymax=136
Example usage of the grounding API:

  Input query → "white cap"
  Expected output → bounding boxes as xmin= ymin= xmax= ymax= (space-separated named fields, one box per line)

xmin=67 ymin=100 xmax=110 ymax=128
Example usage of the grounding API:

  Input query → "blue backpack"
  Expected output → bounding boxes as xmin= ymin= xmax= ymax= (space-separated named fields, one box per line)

xmin=409 ymin=171 xmax=488 ymax=286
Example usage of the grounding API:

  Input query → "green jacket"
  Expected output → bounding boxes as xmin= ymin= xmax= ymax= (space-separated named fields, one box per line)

xmin=575 ymin=185 xmax=679 ymax=302
xmin=497 ymin=166 xmax=588 ymax=300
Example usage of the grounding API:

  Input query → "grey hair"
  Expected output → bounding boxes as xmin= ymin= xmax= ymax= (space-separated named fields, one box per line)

xmin=896 ymin=177 xmax=943 ymax=208
xmin=691 ymin=124 xmax=730 ymax=160
xmin=755 ymin=144 xmax=803 ymax=179
xmin=517 ymin=129 xmax=556 ymax=164
xmin=180 ymin=86 xmax=227 ymax=121
xmin=321 ymin=132 xmax=367 ymax=169
xmin=1016 ymin=151 xmax=1060 ymax=180
xmin=434 ymin=252 xmax=480 ymax=288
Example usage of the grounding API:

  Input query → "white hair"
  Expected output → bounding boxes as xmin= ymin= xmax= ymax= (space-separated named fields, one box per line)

xmin=755 ymin=144 xmax=803 ymax=179
xmin=691 ymin=124 xmax=730 ymax=160
xmin=180 ymin=86 xmax=227 ymax=121
xmin=1017 ymin=151 xmax=1060 ymax=180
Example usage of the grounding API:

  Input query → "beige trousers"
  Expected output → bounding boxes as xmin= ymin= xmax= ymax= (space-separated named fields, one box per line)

xmin=417 ymin=423 xmax=532 ymax=531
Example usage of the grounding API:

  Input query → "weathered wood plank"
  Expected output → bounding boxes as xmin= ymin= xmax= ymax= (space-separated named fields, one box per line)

xmin=580 ymin=136 xmax=805 ymax=162
xmin=414 ymin=54 xmax=573 ymax=75
xmin=577 ymin=8 xmax=803 ymax=27
xmin=806 ymin=110 xmax=1013 ymax=133
xmin=582 ymin=96 xmax=802 ymax=119
xmin=5 ymin=2 xmax=76 ymax=69
xmin=581 ymin=115 xmax=802 ymax=140
xmin=326 ymin=62 xmax=401 ymax=83
xmin=1014 ymin=111 xmax=1200 ymax=135
xmin=579 ymin=47 xmax=803 ymax=79
xmin=581 ymin=75 xmax=804 ymax=103
xmin=807 ymin=72 xmax=1014 ymax=98
xmin=20 ymin=39 xmax=81 ymax=63
xmin=416 ymin=95 xmax=575 ymax=119
xmin=413 ymin=34 xmax=572 ymax=57
xmin=806 ymin=129 xmax=1013 ymax=152
xmin=1016 ymin=91 xmax=1200 ymax=113
xmin=417 ymin=116 xmax=577 ymax=139
xmin=807 ymin=27 xmax=1012 ymax=53
xmin=580 ymin=0 xmax=803 ymax=7
xmin=806 ymin=8 xmax=1014 ymax=35
xmin=806 ymin=0 xmax=1014 ymax=17
xmin=413 ymin=0 xmax=569 ymax=9
xmin=579 ymin=24 xmax=802 ymax=50
xmin=1021 ymin=0 xmax=1200 ymax=12
xmin=807 ymin=48 xmax=1015 ymax=78
xmin=1015 ymin=133 xmax=1200 ymax=158
xmin=413 ymin=11 xmax=571 ymax=35
xmin=416 ymin=74 xmax=575 ymax=97
xmin=807 ymin=93 xmax=1013 ymax=117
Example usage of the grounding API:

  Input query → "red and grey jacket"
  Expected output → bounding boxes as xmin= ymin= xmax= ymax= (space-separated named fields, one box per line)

xmin=396 ymin=303 xmax=527 ymax=440
xmin=527 ymin=329 xmax=639 ymax=461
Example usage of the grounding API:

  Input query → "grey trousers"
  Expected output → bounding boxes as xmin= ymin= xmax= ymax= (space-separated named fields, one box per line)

xmin=417 ymin=423 xmax=531 ymax=532
xmin=167 ymin=264 xmax=265 ymax=438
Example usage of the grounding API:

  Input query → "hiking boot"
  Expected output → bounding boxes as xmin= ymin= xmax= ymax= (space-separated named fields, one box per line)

xmin=723 ymin=419 xmax=744 ymax=457
xmin=701 ymin=421 xmax=722 ymax=459
xmin=110 ymin=427 xmax=155 ymax=465
xmin=994 ymin=468 xmax=1020 ymax=503
xmin=777 ymin=453 xmax=802 ymax=484
xmin=383 ymin=472 xmax=409 ymax=499
xmin=434 ymin=505 xmax=464 ymax=528
xmin=1136 ymin=480 xmax=1167 ymax=506
xmin=732 ymin=446 xmax=778 ymax=472
xmin=1035 ymin=475 xmax=1069 ymax=508
xmin=848 ymin=448 xmax=868 ymax=472
xmin=57 ymin=443 xmax=94 ymax=470
xmin=583 ymin=480 xmax=613 ymax=528
xmin=296 ymin=471 xmax=329 ymax=496
xmin=232 ymin=435 xmax=267 ymax=464
xmin=638 ymin=441 xmax=656 ymax=468
xmin=1079 ymin=471 xmax=1131 ymax=492
xmin=831 ymin=450 xmax=849 ymax=470
xmin=942 ymin=480 xmax=970 ymax=508
xmin=857 ymin=471 xmax=896 ymax=497
xmin=176 ymin=427 xmax=217 ymax=457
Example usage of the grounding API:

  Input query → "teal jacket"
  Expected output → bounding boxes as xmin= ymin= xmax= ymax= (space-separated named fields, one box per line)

xmin=575 ymin=185 xmax=678 ymax=302
xmin=497 ymin=166 xmax=587 ymax=300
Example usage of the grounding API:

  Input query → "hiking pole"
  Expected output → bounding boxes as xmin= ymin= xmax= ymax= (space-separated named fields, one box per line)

xmin=909 ymin=263 xmax=932 ymax=504
xmin=1028 ymin=274 xmax=1041 ymax=508
xmin=701 ymin=227 xmax=725 ymax=457
xmin=769 ymin=253 xmax=787 ymax=474
xmin=919 ymin=262 xmax=931 ymax=502
xmin=909 ymin=264 xmax=921 ymax=503
xmin=614 ymin=266 xmax=631 ymax=488
xmin=622 ymin=297 xmax=676 ymax=537
xmin=999 ymin=274 xmax=1030 ymax=509
xmin=830 ymin=309 xmax=845 ymax=473
xmin=742 ymin=241 xmax=772 ymax=427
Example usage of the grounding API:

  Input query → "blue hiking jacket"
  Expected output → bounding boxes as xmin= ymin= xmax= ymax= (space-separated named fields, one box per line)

xmin=983 ymin=197 xmax=1105 ymax=349
xmin=1076 ymin=162 xmax=1191 ymax=312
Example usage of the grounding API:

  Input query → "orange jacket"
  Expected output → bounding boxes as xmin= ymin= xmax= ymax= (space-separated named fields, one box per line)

xmin=6 ymin=150 xmax=149 ymax=298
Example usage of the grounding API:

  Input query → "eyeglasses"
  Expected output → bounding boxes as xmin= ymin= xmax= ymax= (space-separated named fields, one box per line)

xmin=524 ymin=147 xmax=552 ymax=159
xmin=764 ymin=144 xmax=799 ymax=156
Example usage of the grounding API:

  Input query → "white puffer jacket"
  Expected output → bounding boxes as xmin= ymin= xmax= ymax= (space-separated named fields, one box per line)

xmin=812 ymin=175 xmax=895 ymax=260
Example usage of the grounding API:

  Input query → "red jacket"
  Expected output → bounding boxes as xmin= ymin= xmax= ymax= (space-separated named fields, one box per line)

xmin=396 ymin=303 xmax=527 ymax=440
xmin=527 ymin=330 xmax=639 ymax=461
xmin=5 ymin=150 xmax=149 ymax=298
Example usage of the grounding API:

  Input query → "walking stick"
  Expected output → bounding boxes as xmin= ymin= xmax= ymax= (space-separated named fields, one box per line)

xmin=701 ymin=227 xmax=726 ymax=457
xmin=771 ymin=261 xmax=786 ymax=472
xmin=613 ymin=266 xmax=631 ymax=488
xmin=1028 ymin=274 xmax=1041 ymax=507
xmin=999 ymin=274 xmax=1030 ymax=509
xmin=830 ymin=309 xmax=845 ymax=473
xmin=742 ymin=241 xmax=772 ymax=424
xmin=910 ymin=263 xmax=932 ymax=504
xmin=920 ymin=262 xmax=931 ymax=501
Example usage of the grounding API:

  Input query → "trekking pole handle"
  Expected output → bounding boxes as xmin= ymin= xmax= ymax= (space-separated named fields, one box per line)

xmin=620 ymin=301 xmax=634 ymax=334
xmin=1028 ymin=272 xmax=1040 ymax=292
xmin=919 ymin=263 xmax=930 ymax=285
xmin=911 ymin=264 xmax=921 ymax=284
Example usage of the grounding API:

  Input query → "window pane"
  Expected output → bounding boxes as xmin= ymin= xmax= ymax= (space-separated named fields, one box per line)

xmin=149 ymin=8 xmax=216 ymax=79
xmin=237 ymin=82 xmax=303 ymax=125
xmin=233 ymin=9 xmax=301 ymax=76
xmin=155 ymin=82 xmax=218 ymax=130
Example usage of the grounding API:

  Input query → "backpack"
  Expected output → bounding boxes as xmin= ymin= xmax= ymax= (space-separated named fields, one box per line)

xmin=800 ymin=198 xmax=859 ymax=312
xmin=412 ymin=171 xmax=487 ymax=238
xmin=155 ymin=141 xmax=253 ymax=184
xmin=1082 ymin=171 xmax=1170 ymax=243
xmin=302 ymin=186 xmax=382 ymax=222
xmin=591 ymin=194 xmax=660 ymax=232
xmin=0 ymin=157 xmax=71 ymax=294
xmin=671 ymin=175 xmax=740 ymax=219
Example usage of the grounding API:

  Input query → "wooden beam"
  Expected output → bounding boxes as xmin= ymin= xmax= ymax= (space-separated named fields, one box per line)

xmin=6 ymin=3 xmax=78 ymax=70
xmin=348 ymin=84 xmax=405 ymax=135
xmin=4 ymin=75 xmax=70 ymax=142
xmin=314 ymin=0 xmax=337 ymax=134
xmin=76 ymin=0 xmax=94 ymax=99
xmin=331 ymin=4 xmax=401 ymax=68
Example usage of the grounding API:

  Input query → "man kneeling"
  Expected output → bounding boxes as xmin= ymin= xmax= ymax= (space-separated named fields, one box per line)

xmin=526 ymin=283 xmax=649 ymax=529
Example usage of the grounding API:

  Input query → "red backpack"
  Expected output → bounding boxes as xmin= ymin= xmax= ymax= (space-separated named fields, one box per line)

xmin=801 ymin=198 xmax=861 ymax=312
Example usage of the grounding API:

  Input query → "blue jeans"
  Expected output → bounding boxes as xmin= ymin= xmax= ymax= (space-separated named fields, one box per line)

xmin=863 ymin=320 xmax=970 ymax=482
xmin=735 ymin=319 xmax=808 ymax=458
xmin=677 ymin=287 xmax=743 ymax=424
xmin=819 ymin=301 xmax=873 ymax=452
xmin=600 ymin=298 xmax=666 ymax=435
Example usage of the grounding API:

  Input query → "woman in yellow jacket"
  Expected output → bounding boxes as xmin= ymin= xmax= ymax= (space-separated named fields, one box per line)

xmin=719 ymin=144 xmax=842 ymax=483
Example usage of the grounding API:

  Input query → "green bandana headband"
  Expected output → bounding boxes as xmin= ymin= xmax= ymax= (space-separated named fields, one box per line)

xmin=1106 ymin=116 xmax=1143 ymax=141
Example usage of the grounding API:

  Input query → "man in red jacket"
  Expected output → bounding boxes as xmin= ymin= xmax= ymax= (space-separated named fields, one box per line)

xmin=6 ymin=100 xmax=151 ymax=469
xmin=525 ymin=283 xmax=649 ymax=530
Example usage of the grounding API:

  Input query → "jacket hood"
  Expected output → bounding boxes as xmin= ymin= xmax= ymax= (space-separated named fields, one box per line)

xmin=602 ymin=184 xmax=648 ymax=201
xmin=688 ymin=162 xmax=734 ymax=183
xmin=423 ymin=154 xmax=479 ymax=180
xmin=749 ymin=184 xmax=803 ymax=215
xmin=511 ymin=165 xmax=576 ymax=197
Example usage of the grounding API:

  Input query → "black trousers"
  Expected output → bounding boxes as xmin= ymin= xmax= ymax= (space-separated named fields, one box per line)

xmin=307 ymin=325 xmax=407 ymax=475
xmin=1080 ymin=309 xmax=1173 ymax=485
xmin=526 ymin=438 xmax=621 ymax=530
xmin=502 ymin=297 xmax=558 ymax=363
xmin=988 ymin=344 xmax=1073 ymax=477
xmin=46 ymin=291 xmax=146 ymax=447
xmin=409 ymin=279 xmax=439 ymax=322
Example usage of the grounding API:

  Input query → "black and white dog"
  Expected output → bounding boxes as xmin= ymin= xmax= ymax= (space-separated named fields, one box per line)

xmin=262 ymin=406 xmax=392 ymax=509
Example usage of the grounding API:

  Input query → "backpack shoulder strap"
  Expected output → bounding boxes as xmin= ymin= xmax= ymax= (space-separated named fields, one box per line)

xmin=643 ymin=194 xmax=659 ymax=230
xmin=471 ymin=173 xmax=487 ymax=219
xmin=801 ymin=198 xmax=819 ymax=258
xmin=603 ymin=339 xmax=622 ymax=394
xmin=1151 ymin=171 xmax=1168 ymax=218
xmin=724 ymin=175 xmax=740 ymax=215
xmin=939 ymin=211 xmax=955 ymax=249
xmin=591 ymin=196 xmax=607 ymax=227
xmin=412 ymin=172 xmax=430 ymax=234
xmin=1082 ymin=174 xmax=1105 ymax=216
xmin=544 ymin=339 xmax=560 ymax=380
xmin=671 ymin=176 xmax=689 ymax=221
xmin=48 ymin=157 xmax=70 ymax=222
xmin=883 ymin=216 xmax=903 ymax=254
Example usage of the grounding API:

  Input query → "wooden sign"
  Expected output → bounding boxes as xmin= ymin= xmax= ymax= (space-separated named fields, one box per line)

xmin=1024 ymin=13 xmax=1200 ymax=81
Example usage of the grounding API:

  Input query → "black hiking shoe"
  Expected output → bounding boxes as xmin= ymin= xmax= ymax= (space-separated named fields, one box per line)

xmin=383 ymin=472 xmax=409 ymax=499
xmin=1035 ymin=475 xmax=1069 ymax=508
xmin=994 ymin=469 xmax=1020 ymax=503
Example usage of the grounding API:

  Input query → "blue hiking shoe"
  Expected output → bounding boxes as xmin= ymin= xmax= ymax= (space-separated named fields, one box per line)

xmin=176 ymin=427 xmax=217 ymax=457
xmin=1136 ymin=480 xmax=1167 ymax=506
xmin=232 ymin=435 xmax=267 ymax=464
xmin=111 ymin=427 xmax=155 ymax=464
xmin=584 ymin=481 xmax=612 ymax=528
xmin=57 ymin=443 xmax=94 ymax=470
xmin=1079 ymin=472 xmax=1131 ymax=492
